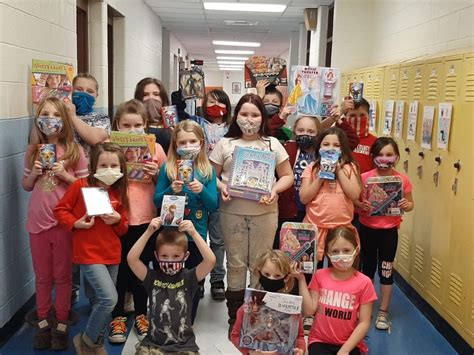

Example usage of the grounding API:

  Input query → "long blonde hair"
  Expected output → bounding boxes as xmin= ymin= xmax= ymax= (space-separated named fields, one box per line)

xmin=29 ymin=97 xmax=81 ymax=170
xmin=166 ymin=120 xmax=213 ymax=181
xmin=253 ymin=249 xmax=295 ymax=293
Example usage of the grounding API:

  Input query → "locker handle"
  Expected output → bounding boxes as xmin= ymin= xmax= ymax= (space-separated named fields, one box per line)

xmin=418 ymin=151 xmax=425 ymax=158
xmin=435 ymin=156 xmax=441 ymax=164
xmin=453 ymin=160 xmax=461 ymax=171
xmin=404 ymin=147 xmax=410 ymax=153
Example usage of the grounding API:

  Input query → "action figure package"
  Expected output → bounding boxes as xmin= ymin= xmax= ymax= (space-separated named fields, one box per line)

xmin=177 ymin=159 xmax=194 ymax=184
xmin=349 ymin=82 xmax=364 ymax=102
xmin=38 ymin=144 xmax=56 ymax=169
xmin=365 ymin=176 xmax=403 ymax=216
xmin=279 ymin=222 xmax=318 ymax=273
xmin=160 ymin=195 xmax=186 ymax=227
xmin=161 ymin=105 xmax=178 ymax=128
xmin=239 ymin=288 xmax=302 ymax=355
xmin=318 ymin=149 xmax=341 ymax=180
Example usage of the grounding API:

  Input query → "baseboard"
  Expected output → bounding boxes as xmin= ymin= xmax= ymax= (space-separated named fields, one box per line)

xmin=0 ymin=295 xmax=35 ymax=348
xmin=394 ymin=271 xmax=473 ymax=355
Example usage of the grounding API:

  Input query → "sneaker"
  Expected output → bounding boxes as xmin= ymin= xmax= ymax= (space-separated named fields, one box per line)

xmin=50 ymin=321 xmax=69 ymax=350
xmin=303 ymin=316 xmax=313 ymax=336
xmin=134 ymin=314 xmax=149 ymax=341
xmin=375 ymin=310 xmax=391 ymax=330
xmin=34 ymin=319 xmax=52 ymax=350
xmin=108 ymin=316 xmax=127 ymax=343
xmin=210 ymin=281 xmax=225 ymax=301
xmin=124 ymin=292 xmax=135 ymax=314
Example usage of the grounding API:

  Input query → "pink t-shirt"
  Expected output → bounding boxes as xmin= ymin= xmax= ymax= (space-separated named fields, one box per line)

xmin=308 ymin=268 xmax=377 ymax=352
xmin=24 ymin=144 xmax=89 ymax=234
xmin=128 ymin=143 xmax=167 ymax=225
xmin=359 ymin=169 xmax=412 ymax=229
xmin=302 ymin=163 xmax=355 ymax=228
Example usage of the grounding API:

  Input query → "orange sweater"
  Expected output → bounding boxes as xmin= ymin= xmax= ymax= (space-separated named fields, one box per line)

xmin=54 ymin=178 xmax=129 ymax=265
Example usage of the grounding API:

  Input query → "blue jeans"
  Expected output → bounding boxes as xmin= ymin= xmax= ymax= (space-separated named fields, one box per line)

xmin=80 ymin=264 xmax=118 ymax=343
xmin=208 ymin=211 xmax=225 ymax=284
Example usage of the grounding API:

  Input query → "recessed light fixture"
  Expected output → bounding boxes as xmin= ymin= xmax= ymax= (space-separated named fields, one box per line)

xmin=215 ymin=49 xmax=255 ymax=55
xmin=216 ymin=56 xmax=249 ymax=60
xmin=204 ymin=2 xmax=286 ymax=13
xmin=213 ymin=40 xmax=260 ymax=47
xmin=218 ymin=61 xmax=246 ymax=65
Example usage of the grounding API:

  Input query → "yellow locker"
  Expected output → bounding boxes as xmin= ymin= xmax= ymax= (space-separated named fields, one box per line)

xmin=340 ymin=73 xmax=351 ymax=99
xmin=380 ymin=65 xmax=400 ymax=137
xmin=364 ymin=71 xmax=373 ymax=99
xmin=371 ymin=67 xmax=385 ymax=134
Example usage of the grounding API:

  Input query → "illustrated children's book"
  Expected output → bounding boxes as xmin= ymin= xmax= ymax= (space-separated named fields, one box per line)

xmin=368 ymin=99 xmax=377 ymax=133
xmin=228 ymin=147 xmax=276 ymax=201
xmin=179 ymin=66 xmax=205 ymax=99
xmin=239 ymin=288 xmax=302 ymax=355
xmin=81 ymin=187 xmax=114 ymax=216
xmin=349 ymin=82 xmax=364 ymax=102
xmin=382 ymin=100 xmax=395 ymax=136
xmin=365 ymin=176 xmax=404 ymax=216
xmin=394 ymin=101 xmax=405 ymax=139
xmin=31 ymin=59 xmax=74 ymax=104
xmin=407 ymin=100 xmax=419 ymax=141
xmin=244 ymin=56 xmax=288 ymax=88
xmin=38 ymin=144 xmax=56 ymax=169
xmin=437 ymin=103 xmax=453 ymax=150
xmin=161 ymin=105 xmax=178 ymax=128
xmin=110 ymin=131 xmax=156 ymax=183
xmin=160 ymin=195 xmax=186 ymax=227
xmin=177 ymin=159 xmax=194 ymax=183
xmin=421 ymin=106 xmax=435 ymax=149
xmin=288 ymin=66 xmax=340 ymax=117
xmin=279 ymin=223 xmax=318 ymax=273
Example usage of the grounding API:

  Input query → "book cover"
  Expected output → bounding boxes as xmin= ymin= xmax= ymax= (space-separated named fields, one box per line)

xmin=81 ymin=187 xmax=113 ymax=216
xmin=382 ymin=100 xmax=395 ymax=136
xmin=437 ymin=103 xmax=452 ymax=150
xmin=228 ymin=147 xmax=276 ymax=201
xmin=244 ymin=56 xmax=288 ymax=88
xmin=368 ymin=99 xmax=377 ymax=133
xmin=161 ymin=105 xmax=178 ymax=128
xmin=288 ymin=66 xmax=340 ymax=117
xmin=31 ymin=59 xmax=74 ymax=104
xmin=407 ymin=101 xmax=419 ymax=141
xmin=394 ymin=101 xmax=405 ymax=139
xmin=239 ymin=288 xmax=302 ymax=355
xmin=280 ymin=223 xmax=318 ymax=273
xmin=349 ymin=82 xmax=364 ymax=102
xmin=160 ymin=195 xmax=186 ymax=227
xmin=177 ymin=159 xmax=194 ymax=183
xmin=179 ymin=67 xmax=205 ymax=99
xmin=110 ymin=131 xmax=156 ymax=183
xmin=38 ymin=144 xmax=56 ymax=169
xmin=421 ymin=106 xmax=435 ymax=149
xmin=365 ymin=176 xmax=404 ymax=216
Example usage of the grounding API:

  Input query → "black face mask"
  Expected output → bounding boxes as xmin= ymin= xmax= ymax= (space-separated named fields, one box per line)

xmin=295 ymin=134 xmax=317 ymax=149
xmin=259 ymin=274 xmax=286 ymax=292
xmin=264 ymin=104 xmax=280 ymax=117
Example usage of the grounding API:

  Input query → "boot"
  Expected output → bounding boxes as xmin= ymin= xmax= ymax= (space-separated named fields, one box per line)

xmin=73 ymin=332 xmax=107 ymax=355
xmin=34 ymin=318 xmax=52 ymax=350
xmin=225 ymin=289 xmax=245 ymax=339
xmin=50 ymin=320 xmax=69 ymax=350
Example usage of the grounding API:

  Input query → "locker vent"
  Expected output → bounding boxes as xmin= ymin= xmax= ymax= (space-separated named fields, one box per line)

xmin=400 ymin=75 xmax=409 ymax=100
xmin=365 ymin=75 xmax=373 ymax=97
xmin=444 ymin=72 xmax=458 ymax=101
xmin=414 ymin=245 xmax=424 ymax=273
xmin=466 ymin=72 xmax=474 ymax=102
xmin=429 ymin=257 xmax=442 ymax=289
xmin=400 ymin=235 xmax=410 ymax=260
xmin=413 ymin=70 xmax=422 ymax=100
xmin=389 ymin=74 xmax=397 ymax=99
xmin=428 ymin=70 xmax=438 ymax=101
xmin=448 ymin=273 xmax=463 ymax=307
xmin=373 ymin=76 xmax=382 ymax=99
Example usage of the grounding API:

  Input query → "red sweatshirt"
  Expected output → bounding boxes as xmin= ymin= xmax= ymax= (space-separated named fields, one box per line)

xmin=54 ymin=178 xmax=129 ymax=265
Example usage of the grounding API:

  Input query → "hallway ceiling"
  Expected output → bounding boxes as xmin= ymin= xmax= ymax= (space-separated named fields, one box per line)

xmin=146 ymin=0 xmax=334 ymax=71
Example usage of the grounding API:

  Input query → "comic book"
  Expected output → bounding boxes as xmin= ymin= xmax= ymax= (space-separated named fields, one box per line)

xmin=31 ymin=59 xmax=74 ymax=103
xmin=228 ymin=147 xmax=276 ymax=201
xmin=365 ymin=176 xmax=404 ymax=216
xmin=177 ymin=159 xmax=194 ymax=183
xmin=109 ymin=131 xmax=156 ymax=183
xmin=288 ymin=66 xmax=340 ymax=117
xmin=349 ymin=82 xmax=364 ymax=102
xmin=160 ymin=195 xmax=186 ymax=227
xmin=179 ymin=67 xmax=205 ymax=99
xmin=244 ymin=56 xmax=288 ymax=88
xmin=161 ymin=105 xmax=178 ymax=128
xmin=239 ymin=288 xmax=302 ymax=355
xmin=38 ymin=144 xmax=56 ymax=169
xmin=279 ymin=223 xmax=318 ymax=273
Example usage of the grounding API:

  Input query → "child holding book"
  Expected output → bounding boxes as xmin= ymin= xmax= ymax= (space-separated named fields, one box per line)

xmin=127 ymin=218 xmax=216 ymax=354
xmin=230 ymin=250 xmax=306 ymax=355
xmin=154 ymin=120 xmax=218 ymax=324
xmin=295 ymin=226 xmax=377 ymax=355
xmin=22 ymin=97 xmax=88 ymax=350
xmin=209 ymin=94 xmax=294 ymax=336
xmin=108 ymin=99 xmax=167 ymax=344
xmin=355 ymin=137 xmax=414 ymax=330
xmin=54 ymin=143 xmax=129 ymax=354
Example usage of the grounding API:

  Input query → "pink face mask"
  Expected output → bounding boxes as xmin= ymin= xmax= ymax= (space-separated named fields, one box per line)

xmin=373 ymin=156 xmax=397 ymax=170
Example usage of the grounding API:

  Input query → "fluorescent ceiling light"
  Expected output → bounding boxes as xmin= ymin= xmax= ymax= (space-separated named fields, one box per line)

xmin=219 ymin=65 xmax=244 ymax=68
xmin=218 ymin=61 xmax=246 ymax=65
xmin=219 ymin=68 xmax=243 ymax=71
xmin=216 ymin=56 xmax=249 ymax=60
xmin=213 ymin=40 xmax=260 ymax=47
xmin=215 ymin=49 xmax=255 ymax=55
xmin=204 ymin=2 xmax=286 ymax=13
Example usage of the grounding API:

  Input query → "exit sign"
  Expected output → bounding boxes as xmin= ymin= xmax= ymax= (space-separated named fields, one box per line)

xmin=191 ymin=60 xmax=204 ymax=66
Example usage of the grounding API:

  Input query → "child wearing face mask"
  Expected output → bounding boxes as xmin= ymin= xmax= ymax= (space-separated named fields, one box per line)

xmin=295 ymin=226 xmax=377 ymax=355
xmin=230 ymin=250 xmax=306 ymax=355
xmin=355 ymin=137 xmax=414 ymax=331
xmin=256 ymin=80 xmax=291 ymax=139
xmin=127 ymin=217 xmax=215 ymax=354
xmin=22 ymin=98 xmax=88 ymax=350
xmin=54 ymin=143 xmax=129 ymax=354
xmin=154 ymin=120 xmax=218 ymax=324
xmin=108 ymin=99 xmax=167 ymax=344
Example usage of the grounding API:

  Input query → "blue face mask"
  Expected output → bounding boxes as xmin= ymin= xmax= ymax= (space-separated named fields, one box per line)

xmin=72 ymin=91 xmax=95 ymax=115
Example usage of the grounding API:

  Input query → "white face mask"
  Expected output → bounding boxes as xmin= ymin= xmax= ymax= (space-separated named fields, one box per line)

xmin=94 ymin=168 xmax=123 ymax=186
xmin=236 ymin=117 xmax=261 ymax=136
xmin=328 ymin=250 xmax=357 ymax=271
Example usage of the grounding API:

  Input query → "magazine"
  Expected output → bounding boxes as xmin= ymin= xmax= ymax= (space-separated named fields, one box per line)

xmin=244 ymin=56 xmax=288 ymax=88
xmin=288 ymin=66 xmax=340 ymax=117
xmin=421 ymin=106 xmax=435 ymax=149
xmin=161 ymin=105 xmax=178 ymax=128
xmin=177 ymin=159 xmax=194 ymax=183
xmin=81 ymin=187 xmax=113 ymax=216
xmin=368 ymin=99 xmax=377 ymax=132
xmin=280 ymin=223 xmax=318 ymax=273
xmin=228 ymin=147 xmax=276 ymax=201
xmin=365 ymin=176 xmax=404 ymax=216
xmin=407 ymin=101 xmax=419 ymax=141
xmin=160 ymin=195 xmax=186 ymax=227
xmin=179 ymin=67 xmax=205 ymax=99
xmin=239 ymin=288 xmax=302 ymax=355
xmin=394 ymin=101 xmax=405 ymax=138
xmin=110 ymin=131 xmax=156 ymax=183
xmin=38 ymin=144 xmax=56 ymax=169
xmin=437 ymin=103 xmax=452 ymax=150
xmin=382 ymin=100 xmax=395 ymax=135
xmin=31 ymin=59 xmax=74 ymax=104
xmin=349 ymin=82 xmax=364 ymax=102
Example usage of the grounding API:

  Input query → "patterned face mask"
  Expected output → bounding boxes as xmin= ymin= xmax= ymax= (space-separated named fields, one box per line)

xmin=373 ymin=156 xmax=397 ymax=170
xmin=37 ymin=117 xmax=63 ymax=135
xmin=328 ymin=250 xmax=357 ymax=271
xmin=155 ymin=252 xmax=188 ymax=275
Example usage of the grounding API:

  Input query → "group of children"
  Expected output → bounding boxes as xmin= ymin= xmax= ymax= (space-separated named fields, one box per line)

xmin=23 ymin=72 xmax=414 ymax=355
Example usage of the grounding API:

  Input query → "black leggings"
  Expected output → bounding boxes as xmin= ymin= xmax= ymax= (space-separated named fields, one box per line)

xmin=359 ymin=224 xmax=398 ymax=285
xmin=309 ymin=342 xmax=361 ymax=355
xmin=185 ymin=241 xmax=204 ymax=325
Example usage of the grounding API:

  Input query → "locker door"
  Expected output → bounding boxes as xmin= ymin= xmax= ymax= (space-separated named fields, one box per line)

xmin=371 ymin=68 xmax=385 ymax=134
xmin=380 ymin=65 xmax=399 ymax=137
xmin=364 ymin=71 xmax=374 ymax=99
xmin=340 ymin=73 xmax=351 ymax=99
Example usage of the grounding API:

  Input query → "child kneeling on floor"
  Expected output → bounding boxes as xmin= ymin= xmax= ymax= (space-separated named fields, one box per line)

xmin=127 ymin=217 xmax=216 ymax=354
